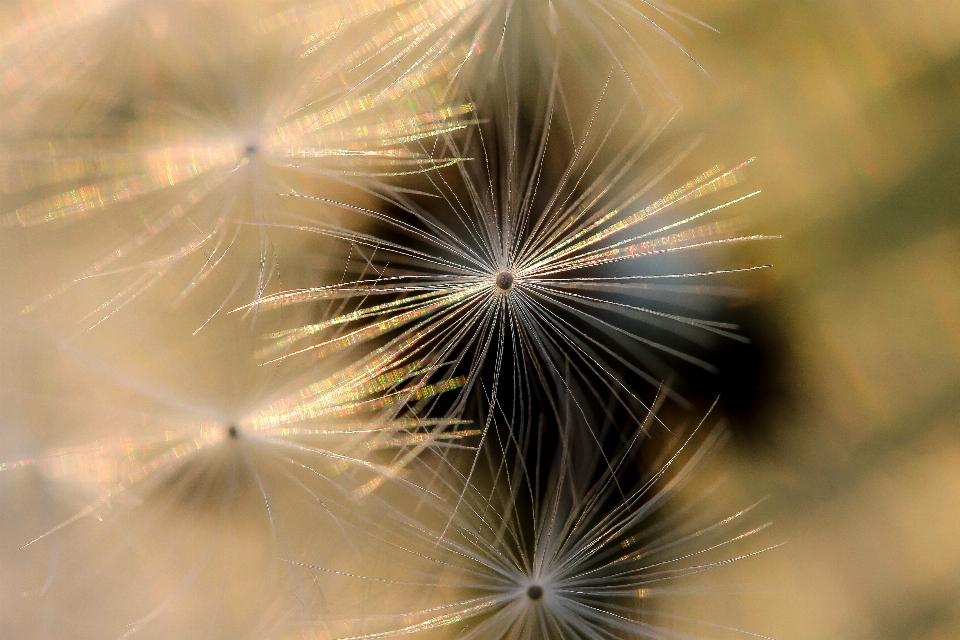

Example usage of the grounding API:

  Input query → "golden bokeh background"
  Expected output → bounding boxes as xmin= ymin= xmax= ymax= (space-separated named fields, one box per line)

xmin=664 ymin=1 xmax=960 ymax=638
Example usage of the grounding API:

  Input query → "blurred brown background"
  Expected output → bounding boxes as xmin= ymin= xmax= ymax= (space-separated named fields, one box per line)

xmin=661 ymin=1 xmax=960 ymax=638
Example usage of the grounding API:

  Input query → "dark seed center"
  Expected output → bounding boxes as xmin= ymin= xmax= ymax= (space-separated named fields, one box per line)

xmin=244 ymin=144 xmax=259 ymax=156
xmin=495 ymin=271 xmax=514 ymax=291
xmin=227 ymin=425 xmax=239 ymax=439
xmin=526 ymin=585 xmax=544 ymax=600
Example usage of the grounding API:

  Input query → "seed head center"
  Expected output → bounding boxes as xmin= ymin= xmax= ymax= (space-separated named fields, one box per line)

xmin=526 ymin=584 xmax=544 ymax=600
xmin=243 ymin=143 xmax=259 ymax=156
xmin=495 ymin=271 xmax=514 ymax=292
xmin=227 ymin=425 xmax=239 ymax=439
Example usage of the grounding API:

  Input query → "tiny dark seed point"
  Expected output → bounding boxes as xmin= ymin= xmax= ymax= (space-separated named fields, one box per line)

xmin=526 ymin=585 xmax=543 ymax=600
xmin=228 ymin=425 xmax=239 ymax=439
xmin=244 ymin=144 xmax=258 ymax=156
xmin=495 ymin=271 xmax=514 ymax=292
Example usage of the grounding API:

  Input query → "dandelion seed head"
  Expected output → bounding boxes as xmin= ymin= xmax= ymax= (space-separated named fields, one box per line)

xmin=302 ymin=406 xmax=778 ymax=639
xmin=254 ymin=66 xmax=770 ymax=441
xmin=2 ymin=9 xmax=477 ymax=330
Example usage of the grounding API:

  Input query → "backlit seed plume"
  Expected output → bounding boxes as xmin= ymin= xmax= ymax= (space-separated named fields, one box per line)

xmin=241 ymin=65 xmax=773 ymax=443
xmin=3 ymin=350 xmax=473 ymax=547
xmin=0 ymin=9 xmax=475 ymax=330
xmin=294 ymin=404 xmax=779 ymax=640
xmin=0 ymin=328 xmax=474 ymax=638
xmin=273 ymin=0 xmax=712 ymax=109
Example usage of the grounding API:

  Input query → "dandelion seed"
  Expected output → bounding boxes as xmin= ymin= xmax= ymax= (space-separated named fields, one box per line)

xmin=0 ymin=324 xmax=474 ymax=638
xmin=244 ymin=65 xmax=774 ymax=446
xmin=1 ymin=10 xmax=475 ymax=330
xmin=295 ymin=402 xmax=780 ymax=640
xmin=6 ymin=353 xmax=471 ymax=548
